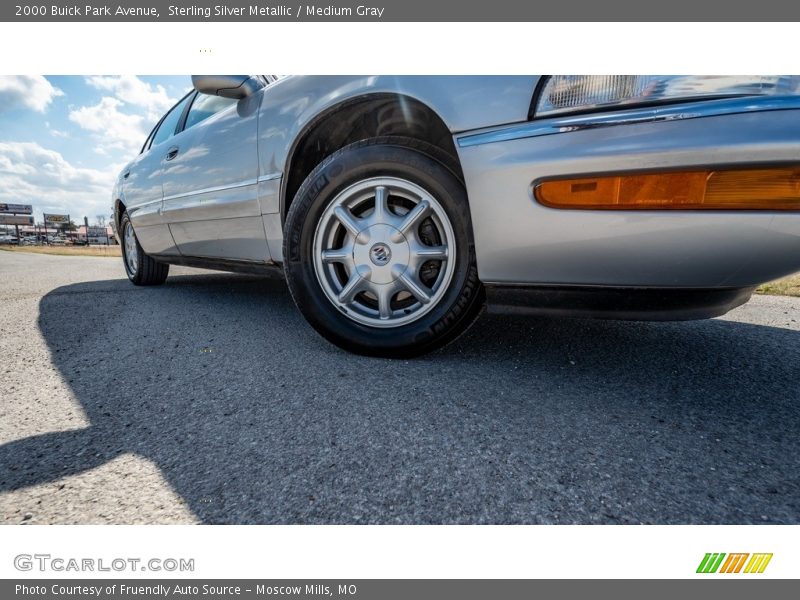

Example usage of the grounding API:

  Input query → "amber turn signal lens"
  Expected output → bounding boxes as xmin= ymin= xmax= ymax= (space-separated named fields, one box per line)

xmin=535 ymin=167 xmax=800 ymax=210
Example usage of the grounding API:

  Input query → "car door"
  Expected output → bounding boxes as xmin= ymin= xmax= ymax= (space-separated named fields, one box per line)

xmin=160 ymin=90 xmax=268 ymax=262
xmin=121 ymin=92 xmax=193 ymax=256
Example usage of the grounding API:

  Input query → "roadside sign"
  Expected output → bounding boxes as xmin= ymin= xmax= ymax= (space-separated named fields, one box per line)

xmin=0 ymin=203 xmax=33 ymax=215
xmin=87 ymin=226 xmax=108 ymax=237
xmin=44 ymin=213 xmax=70 ymax=225
xmin=0 ymin=214 xmax=34 ymax=225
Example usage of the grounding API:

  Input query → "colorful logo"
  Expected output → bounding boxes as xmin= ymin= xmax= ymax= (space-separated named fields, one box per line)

xmin=696 ymin=553 xmax=773 ymax=574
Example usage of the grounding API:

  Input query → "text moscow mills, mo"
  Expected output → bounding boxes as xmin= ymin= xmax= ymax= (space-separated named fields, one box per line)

xmin=22 ymin=4 xmax=387 ymax=18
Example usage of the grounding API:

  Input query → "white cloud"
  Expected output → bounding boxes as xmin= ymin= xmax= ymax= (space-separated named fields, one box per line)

xmin=68 ymin=76 xmax=181 ymax=159
xmin=68 ymin=96 xmax=148 ymax=155
xmin=0 ymin=76 xmax=63 ymax=113
xmin=85 ymin=75 xmax=175 ymax=121
xmin=45 ymin=122 xmax=69 ymax=138
xmin=0 ymin=141 xmax=117 ymax=222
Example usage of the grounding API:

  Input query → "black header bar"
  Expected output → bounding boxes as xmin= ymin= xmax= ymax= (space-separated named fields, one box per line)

xmin=4 ymin=1 xmax=800 ymax=22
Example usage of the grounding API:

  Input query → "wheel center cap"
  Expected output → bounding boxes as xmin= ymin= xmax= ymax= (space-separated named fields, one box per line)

xmin=369 ymin=243 xmax=392 ymax=266
xmin=353 ymin=223 xmax=410 ymax=285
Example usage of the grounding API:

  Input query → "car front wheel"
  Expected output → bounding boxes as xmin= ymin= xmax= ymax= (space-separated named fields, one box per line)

xmin=283 ymin=137 xmax=484 ymax=357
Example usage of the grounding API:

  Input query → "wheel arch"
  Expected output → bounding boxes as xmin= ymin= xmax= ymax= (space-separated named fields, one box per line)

xmin=113 ymin=198 xmax=127 ymax=230
xmin=281 ymin=93 xmax=463 ymax=224
xmin=113 ymin=198 xmax=128 ymax=244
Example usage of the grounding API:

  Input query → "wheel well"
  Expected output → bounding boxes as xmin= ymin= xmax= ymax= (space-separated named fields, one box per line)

xmin=114 ymin=199 xmax=126 ymax=230
xmin=282 ymin=94 xmax=461 ymax=222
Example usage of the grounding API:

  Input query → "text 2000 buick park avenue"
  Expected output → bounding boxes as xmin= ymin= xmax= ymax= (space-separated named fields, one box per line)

xmin=113 ymin=75 xmax=800 ymax=356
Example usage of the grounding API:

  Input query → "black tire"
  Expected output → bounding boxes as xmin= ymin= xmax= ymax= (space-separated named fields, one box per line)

xmin=120 ymin=211 xmax=169 ymax=286
xmin=283 ymin=136 xmax=484 ymax=358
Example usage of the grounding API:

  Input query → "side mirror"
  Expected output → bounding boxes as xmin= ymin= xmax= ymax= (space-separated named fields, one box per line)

xmin=191 ymin=75 xmax=264 ymax=99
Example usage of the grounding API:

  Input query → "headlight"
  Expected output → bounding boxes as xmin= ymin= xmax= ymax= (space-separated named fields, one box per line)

xmin=534 ymin=75 xmax=800 ymax=118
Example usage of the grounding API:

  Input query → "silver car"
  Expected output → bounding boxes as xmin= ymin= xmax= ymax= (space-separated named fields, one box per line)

xmin=113 ymin=75 xmax=800 ymax=356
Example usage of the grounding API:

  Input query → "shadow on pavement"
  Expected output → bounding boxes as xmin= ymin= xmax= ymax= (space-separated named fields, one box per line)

xmin=1 ymin=272 xmax=799 ymax=523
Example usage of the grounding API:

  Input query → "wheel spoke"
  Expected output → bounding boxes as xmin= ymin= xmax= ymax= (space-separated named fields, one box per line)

xmin=321 ymin=247 xmax=353 ymax=265
xmin=337 ymin=272 xmax=364 ymax=305
xmin=372 ymin=186 xmax=389 ymax=224
xmin=413 ymin=245 xmax=448 ymax=260
xmin=392 ymin=199 xmax=430 ymax=242
xmin=377 ymin=285 xmax=394 ymax=320
xmin=394 ymin=268 xmax=431 ymax=304
xmin=334 ymin=206 xmax=364 ymax=239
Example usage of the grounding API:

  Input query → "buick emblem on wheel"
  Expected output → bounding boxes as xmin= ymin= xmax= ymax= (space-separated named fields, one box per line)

xmin=370 ymin=243 xmax=392 ymax=266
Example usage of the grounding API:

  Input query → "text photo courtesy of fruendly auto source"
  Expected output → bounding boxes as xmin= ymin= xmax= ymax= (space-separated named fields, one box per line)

xmin=1 ymin=75 xmax=798 ymax=524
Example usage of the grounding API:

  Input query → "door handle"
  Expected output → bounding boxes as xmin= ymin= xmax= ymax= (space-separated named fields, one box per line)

xmin=165 ymin=146 xmax=179 ymax=161
xmin=123 ymin=171 xmax=130 ymax=179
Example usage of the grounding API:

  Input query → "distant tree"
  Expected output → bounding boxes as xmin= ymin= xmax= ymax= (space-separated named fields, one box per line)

xmin=95 ymin=215 xmax=107 ymax=227
xmin=63 ymin=220 xmax=78 ymax=232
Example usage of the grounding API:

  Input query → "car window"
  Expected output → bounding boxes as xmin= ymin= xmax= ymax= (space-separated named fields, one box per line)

xmin=151 ymin=94 xmax=193 ymax=148
xmin=184 ymin=94 xmax=238 ymax=131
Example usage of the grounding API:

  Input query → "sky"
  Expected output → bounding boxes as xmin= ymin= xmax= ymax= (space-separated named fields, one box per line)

xmin=0 ymin=75 xmax=192 ymax=226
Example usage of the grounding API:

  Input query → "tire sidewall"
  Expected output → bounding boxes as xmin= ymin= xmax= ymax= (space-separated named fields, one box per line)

xmin=284 ymin=141 xmax=482 ymax=356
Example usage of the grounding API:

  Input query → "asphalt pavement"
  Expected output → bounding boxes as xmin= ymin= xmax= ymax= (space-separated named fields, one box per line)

xmin=1 ymin=250 xmax=799 ymax=524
